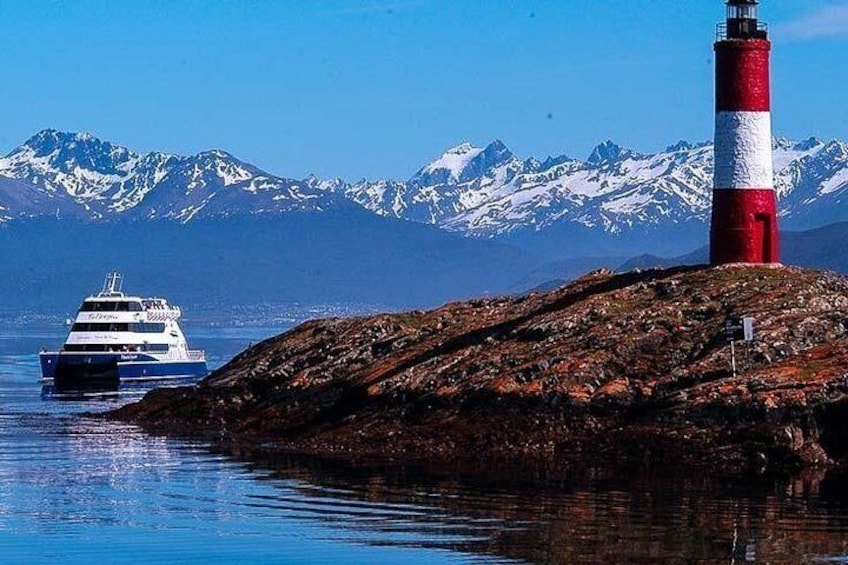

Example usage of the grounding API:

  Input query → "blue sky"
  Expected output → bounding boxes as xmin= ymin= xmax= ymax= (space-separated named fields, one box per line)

xmin=0 ymin=1 xmax=845 ymax=179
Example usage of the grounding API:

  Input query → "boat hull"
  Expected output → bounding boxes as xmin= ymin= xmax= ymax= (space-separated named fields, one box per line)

xmin=41 ymin=352 xmax=208 ymax=392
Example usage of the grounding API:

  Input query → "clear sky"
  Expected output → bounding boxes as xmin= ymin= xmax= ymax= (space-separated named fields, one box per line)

xmin=0 ymin=1 xmax=844 ymax=180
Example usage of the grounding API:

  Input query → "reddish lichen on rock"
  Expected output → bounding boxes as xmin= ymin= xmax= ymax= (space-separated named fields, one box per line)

xmin=110 ymin=265 xmax=848 ymax=472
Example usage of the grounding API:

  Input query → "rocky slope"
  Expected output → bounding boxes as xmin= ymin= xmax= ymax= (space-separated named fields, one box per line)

xmin=112 ymin=266 xmax=848 ymax=472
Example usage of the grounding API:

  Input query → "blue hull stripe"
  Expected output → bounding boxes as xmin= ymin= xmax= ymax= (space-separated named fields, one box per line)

xmin=40 ymin=352 xmax=207 ymax=381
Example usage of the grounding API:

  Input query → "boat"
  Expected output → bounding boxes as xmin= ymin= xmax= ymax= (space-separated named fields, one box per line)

xmin=40 ymin=272 xmax=208 ymax=392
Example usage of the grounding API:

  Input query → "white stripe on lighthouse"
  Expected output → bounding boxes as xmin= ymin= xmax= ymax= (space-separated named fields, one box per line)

xmin=714 ymin=111 xmax=774 ymax=190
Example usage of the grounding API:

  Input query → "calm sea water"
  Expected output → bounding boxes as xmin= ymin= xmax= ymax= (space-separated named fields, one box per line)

xmin=3 ymin=325 xmax=848 ymax=564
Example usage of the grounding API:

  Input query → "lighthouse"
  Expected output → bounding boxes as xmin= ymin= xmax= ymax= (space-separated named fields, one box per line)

xmin=710 ymin=0 xmax=780 ymax=265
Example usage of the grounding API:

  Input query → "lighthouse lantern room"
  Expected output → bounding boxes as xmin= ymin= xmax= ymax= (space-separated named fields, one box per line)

xmin=724 ymin=0 xmax=766 ymax=39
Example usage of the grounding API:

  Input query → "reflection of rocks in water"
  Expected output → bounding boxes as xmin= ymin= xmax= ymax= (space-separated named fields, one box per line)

xmin=113 ymin=266 xmax=848 ymax=473
xmin=215 ymin=448 xmax=848 ymax=564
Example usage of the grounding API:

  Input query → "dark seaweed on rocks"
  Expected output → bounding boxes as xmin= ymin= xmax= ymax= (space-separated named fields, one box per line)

xmin=111 ymin=265 xmax=848 ymax=473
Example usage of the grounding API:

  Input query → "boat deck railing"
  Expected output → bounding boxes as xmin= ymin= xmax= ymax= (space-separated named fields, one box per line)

xmin=715 ymin=21 xmax=768 ymax=41
xmin=145 ymin=307 xmax=182 ymax=322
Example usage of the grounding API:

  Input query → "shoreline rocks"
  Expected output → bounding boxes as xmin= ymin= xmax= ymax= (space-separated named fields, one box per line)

xmin=110 ymin=265 xmax=848 ymax=473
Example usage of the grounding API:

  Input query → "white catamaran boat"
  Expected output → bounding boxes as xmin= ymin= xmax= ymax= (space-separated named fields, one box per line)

xmin=40 ymin=272 xmax=208 ymax=391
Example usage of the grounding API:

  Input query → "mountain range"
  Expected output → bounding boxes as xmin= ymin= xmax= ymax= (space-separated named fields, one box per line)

xmin=334 ymin=135 xmax=848 ymax=256
xmin=2 ymin=129 xmax=848 ymax=311
xmin=3 ymin=129 xmax=848 ymax=258
xmin=0 ymin=130 xmax=347 ymax=223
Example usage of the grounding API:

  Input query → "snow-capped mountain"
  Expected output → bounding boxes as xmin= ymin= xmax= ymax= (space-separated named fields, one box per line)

xmin=774 ymin=137 xmax=848 ymax=229
xmin=335 ymin=140 xmax=524 ymax=225
xmin=338 ymin=137 xmax=847 ymax=240
xmin=3 ymin=129 xmax=848 ymax=255
xmin=0 ymin=129 xmax=341 ymax=222
xmin=443 ymin=140 xmax=715 ymax=236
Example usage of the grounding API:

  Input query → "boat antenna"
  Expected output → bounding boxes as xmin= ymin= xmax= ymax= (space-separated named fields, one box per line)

xmin=101 ymin=272 xmax=124 ymax=296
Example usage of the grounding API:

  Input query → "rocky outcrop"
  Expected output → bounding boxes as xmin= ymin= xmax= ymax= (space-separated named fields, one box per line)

xmin=111 ymin=266 xmax=848 ymax=472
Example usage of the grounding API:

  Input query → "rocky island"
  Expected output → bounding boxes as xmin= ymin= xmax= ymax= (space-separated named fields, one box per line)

xmin=111 ymin=266 xmax=848 ymax=473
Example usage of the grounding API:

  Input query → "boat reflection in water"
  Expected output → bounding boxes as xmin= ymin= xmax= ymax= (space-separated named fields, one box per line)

xmin=39 ymin=272 xmax=207 ymax=396
xmin=40 ymin=373 xmax=203 ymax=399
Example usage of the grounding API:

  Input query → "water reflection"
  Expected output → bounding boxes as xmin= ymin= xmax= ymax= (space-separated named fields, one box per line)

xmin=5 ymin=328 xmax=848 ymax=563
xmin=1 ymin=329 xmax=506 ymax=564
xmin=0 ymin=411 xmax=515 ymax=562
xmin=40 ymin=374 xmax=203 ymax=400
xmin=216 ymin=449 xmax=848 ymax=563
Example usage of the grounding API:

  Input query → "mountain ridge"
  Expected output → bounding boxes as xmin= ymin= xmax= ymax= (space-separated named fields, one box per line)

xmin=0 ymin=129 xmax=348 ymax=223
xmin=2 ymin=129 xmax=848 ymax=258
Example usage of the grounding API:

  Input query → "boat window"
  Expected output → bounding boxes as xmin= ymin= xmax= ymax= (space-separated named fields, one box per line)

xmin=79 ymin=301 xmax=146 ymax=311
xmin=62 ymin=344 xmax=111 ymax=352
xmin=70 ymin=322 xmax=167 ymax=333
xmin=111 ymin=301 xmax=143 ymax=311
xmin=131 ymin=323 xmax=167 ymax=333
xmin=142 ymin=344 xmax=170 ymax=352
xmin=79 ymin=301 xmax=118 ymax=312
xmin=71 ymin=323 xmax=134 ymax=332
xmin=79 ymin=301 xmax=143 ymax=312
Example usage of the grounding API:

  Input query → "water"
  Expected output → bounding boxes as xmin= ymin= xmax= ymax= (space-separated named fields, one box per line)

xmin=4 ymin=326 xmax=848 ymax=563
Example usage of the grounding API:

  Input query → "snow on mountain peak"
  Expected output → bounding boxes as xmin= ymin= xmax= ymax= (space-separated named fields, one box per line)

xmin=189 ymin=149 xmax=256 ymax=186
xmin=325 ymin=134 xmax=848 ymax=239
xmin=456 ymin=139 xmax=519 ymax=182
xmin=1 ymin=129 xmax=847 ymax=238
xmin=417 ymin=142 xmax=485 ymax=182
xmin=197 ymin=148 xmax=235 ymax=161
xmin=773 ymin=136 xmax=794 ymax=150
xmin=0 ymin=130 xmax=335 ymax=221
xmin=445 ymin=142 xmax=479 ymax=155
xmin=0 ymin=129 xmax=143 ymax=200
xmin=21 ymin=128 xmax=72 ymax=151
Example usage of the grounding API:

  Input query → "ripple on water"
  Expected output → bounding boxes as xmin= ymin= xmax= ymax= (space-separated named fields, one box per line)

xmin=5 ymin=329 xmax=848 ymax=563
xmin=0 ymin=328 xmax=518 ymax=564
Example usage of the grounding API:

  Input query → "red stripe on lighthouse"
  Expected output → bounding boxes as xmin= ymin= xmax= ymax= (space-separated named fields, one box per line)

xmin=715 ymin=39 xmax=771 ymax=112
xmin=710 ymin=189 xmax=779 ymax=264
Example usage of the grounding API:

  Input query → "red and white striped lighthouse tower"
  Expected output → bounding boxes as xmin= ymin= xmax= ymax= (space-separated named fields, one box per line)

xmin=710 ymin=0 xmax=780 ymax=265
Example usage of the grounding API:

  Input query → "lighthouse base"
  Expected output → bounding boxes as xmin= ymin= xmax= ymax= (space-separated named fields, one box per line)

xmin=710 ymin=189 xmax=780 ymax=265
xmin=713 ymin=262 xmax=785 ymax=270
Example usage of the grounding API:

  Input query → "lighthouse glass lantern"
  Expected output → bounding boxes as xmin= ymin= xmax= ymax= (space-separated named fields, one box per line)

xmin=725 ymin=0 xmax=766 ymax=40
